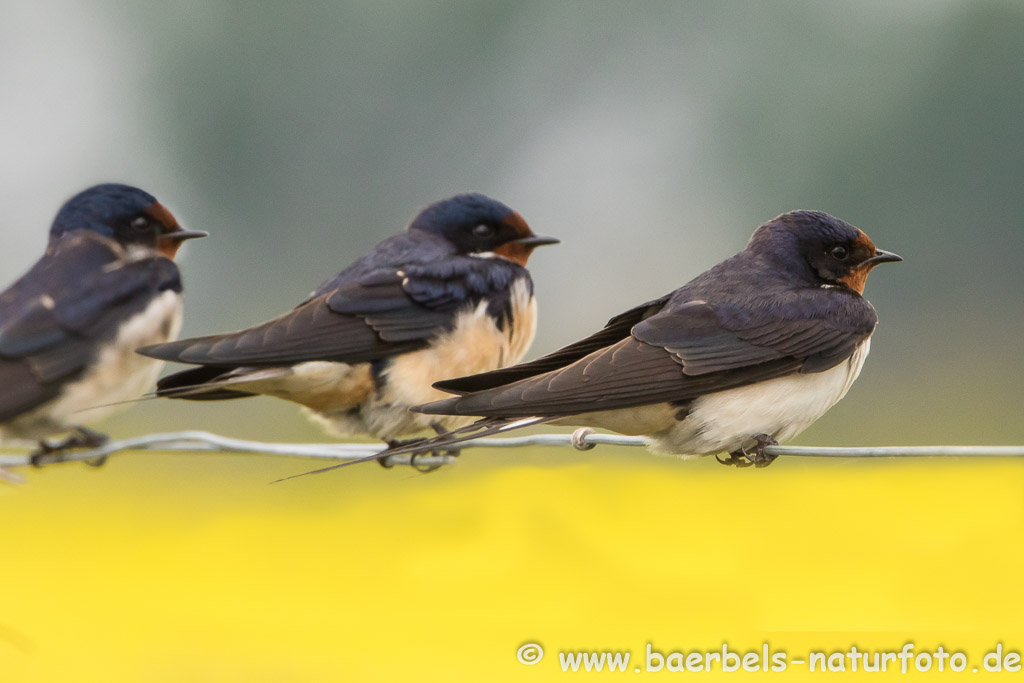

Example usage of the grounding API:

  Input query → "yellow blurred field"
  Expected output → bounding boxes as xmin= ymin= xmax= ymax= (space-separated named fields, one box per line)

xmin=3 ymin=446 xmax=1022 ymax=681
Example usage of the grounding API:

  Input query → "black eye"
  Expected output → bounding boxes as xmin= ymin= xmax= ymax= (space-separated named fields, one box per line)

xmin=472 ymin=224 xmax=495 ymax=238
xmin=130 ymin=216 xmax=151 ymax=232
xmin=830 ymin=245 xmax=849 ymax=261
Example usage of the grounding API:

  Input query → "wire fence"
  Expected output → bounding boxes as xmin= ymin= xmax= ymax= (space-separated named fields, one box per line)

xmin=3 ymin=428 xmax=1024 ymax=483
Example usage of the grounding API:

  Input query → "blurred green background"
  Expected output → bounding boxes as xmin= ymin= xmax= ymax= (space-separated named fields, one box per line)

xmin=3 ymin=0 xmax=1022 ymax=447
xmin=3 ymin=2 xmax=1024 ymax=681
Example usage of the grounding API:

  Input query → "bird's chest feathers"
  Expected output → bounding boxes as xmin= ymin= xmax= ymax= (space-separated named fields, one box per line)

xmin=296 ymin=279 xmax=537 ymax=440
xmin=654 ymin=339 xmax=872 ymax=454
xmin=48 ymin=290 xmax=183 ymax=423
xmin=381 ymin=278 xmax=537 ymax=409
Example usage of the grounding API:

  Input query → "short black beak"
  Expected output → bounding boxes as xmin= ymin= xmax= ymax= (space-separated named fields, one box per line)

xmin=513 ymin=234 xmax=560 ymax=247
xmin=863 ymin=248 xmax=903 ymax=267
xmin=162 ymin=229 xmax=209 ymax=242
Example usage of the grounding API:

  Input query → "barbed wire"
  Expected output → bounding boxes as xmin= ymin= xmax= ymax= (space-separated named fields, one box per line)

xmin=2 ymin=429 xmax=1024 ymax=482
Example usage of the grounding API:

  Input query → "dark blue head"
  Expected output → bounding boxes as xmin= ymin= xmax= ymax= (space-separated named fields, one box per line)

xmin=50 ymin=184 xmax=207 ymax=258
xmin=747 ymin=210 xmax=901 ymax=293
xmin=408 ymin=193 xmax=559 ymax=265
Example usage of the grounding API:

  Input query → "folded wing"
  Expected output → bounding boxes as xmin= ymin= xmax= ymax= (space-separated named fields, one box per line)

xmin=0 ymin=233 xmax=182 ymax=422
xmin=138 ymin=255 xmax=529 ymax=367
xmin=420 ymin=288 xmax=878 ymax=418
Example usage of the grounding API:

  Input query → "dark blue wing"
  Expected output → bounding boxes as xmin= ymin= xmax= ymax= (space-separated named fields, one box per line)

xmin=632 ymin=289 xmax=877 ymax=375
xmin=140 ymin=253 xmax=529 ymax=366
xmin=419 ymin=285 xmax=877 ymax=419
xmin=0 ymin=232 xmax=182 ymax=422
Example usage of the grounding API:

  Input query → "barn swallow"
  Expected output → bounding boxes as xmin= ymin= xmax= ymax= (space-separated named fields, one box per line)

xmin=138 ymin=193 xmax=558 ymax=453
xmin=334 ymin=210 xmax=900 ymax=473
xmin=0 ymin=184 xmax=207 ymax=464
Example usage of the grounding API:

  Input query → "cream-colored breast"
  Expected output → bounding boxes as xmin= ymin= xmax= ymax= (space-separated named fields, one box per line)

xmin=2 ymin=290 xmax=183 ymax=441
xmin=363 ymin=277 xmax=538 ymax=439
xmin=379 ymin=277 xmax=537 ymax=410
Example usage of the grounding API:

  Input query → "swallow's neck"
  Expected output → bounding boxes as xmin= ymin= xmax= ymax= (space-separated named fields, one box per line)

xmin=123 ymin=243 xmax=165 ymax=262
xmin=469 ymin=250 xmax=529 ymax=266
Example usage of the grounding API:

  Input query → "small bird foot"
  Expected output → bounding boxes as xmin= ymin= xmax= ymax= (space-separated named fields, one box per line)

xmin=380 ymin=438 xmax=424 ymax=468
xmin=716 ymin=434 xmax=779 ymax=468
xmin=77 ymin=426 xmax=112 ymax=467
xmin=408 ymin=450 xmax=445 ymax=473
xmin=742 ymin=433 xmax=779 ymax=468
xmin=378 ymin=425 xmax=460 ymax=472
xmin=30 ymin=427 xmax=111 ymax=467
xmin=427 ymin=421 xmax=461 ymax=461
xmin=716 ymin=451 xmax=753 ymax=468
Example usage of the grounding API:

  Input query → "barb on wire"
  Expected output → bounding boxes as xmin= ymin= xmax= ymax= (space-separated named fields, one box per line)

xmin=2 ymin=429 xmax=1024 ymax=478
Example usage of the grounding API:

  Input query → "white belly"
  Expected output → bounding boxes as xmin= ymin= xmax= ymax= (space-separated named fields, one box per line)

xmin=649 ymin=339 xmax=871 ymax=456
xmin=1 ymin=291 xmax=183 ymax=442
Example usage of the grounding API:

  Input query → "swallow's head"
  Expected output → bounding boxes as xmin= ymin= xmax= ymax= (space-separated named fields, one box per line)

xmin=749 ymin=210 xmax=902 ymax=293
xmin=50 ymin=184 xmax=208 ymax=259
xmin=409 ymin=193 xmax=559 ymax=266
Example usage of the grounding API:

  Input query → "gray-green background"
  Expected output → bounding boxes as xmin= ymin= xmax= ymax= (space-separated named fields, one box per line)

xmin=3 ymin=0 xmax=1021 ymax=447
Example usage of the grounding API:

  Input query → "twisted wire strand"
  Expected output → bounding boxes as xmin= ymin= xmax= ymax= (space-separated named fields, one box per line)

xmin=3 ymin=429 xmax=1024 ymax=476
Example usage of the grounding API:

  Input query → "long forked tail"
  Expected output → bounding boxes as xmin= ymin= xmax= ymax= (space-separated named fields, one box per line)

xmin=271 ymin=415 xmax=556 ymax=483
xmin=154 ymin=365 xmax=260 ymax=401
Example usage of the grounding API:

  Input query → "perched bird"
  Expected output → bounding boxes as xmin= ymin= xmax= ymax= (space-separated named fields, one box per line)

xmin=0 ymin=184 xmax=207 ymax=459
xmin=345 ymin=210 xmax=901 ymax=472
xmin=138 ymin=193 xmax=558 ymax=450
